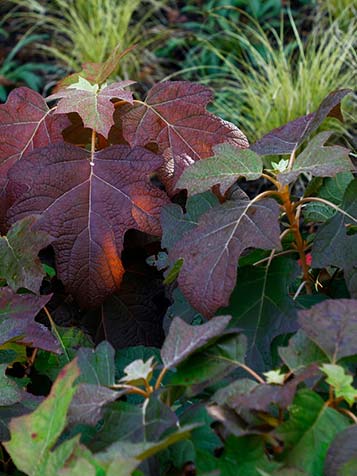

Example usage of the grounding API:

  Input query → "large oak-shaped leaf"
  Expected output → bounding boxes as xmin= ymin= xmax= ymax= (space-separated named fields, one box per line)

xmin=251 ymin=89 xmax=351 ymax=156
xmin=298 ymin=299 xmax=357 ymax=361
xmin=0 ymin=288 xmax=59 ymax=353
xmin=277 ymin=132 xmax=353 ymax=185
xmin=47 ymin=77 xmax=134 ymax=138
xmin=0 ymin=216 xmax=53 ymax=293
xmin=0 ymin=87 xmax=67 ymax=230
xmin=122 ymin=81 xmax=249 ymax=192
xmin=8 ymin=143 xmax=168 ymax=308
xmin=171 ymin=198 xmax=281 ymax=317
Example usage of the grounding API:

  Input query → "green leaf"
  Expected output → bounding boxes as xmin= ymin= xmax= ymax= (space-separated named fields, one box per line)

xmin=161 ymin=315 xmax=231 ymax=369
xmin=278 ymin=131 xmax=352 ymax=185
xmin=0 ymin=216 xmax=52 ymax=293
xmin=278 ymin=330 xmax=328 ymax=372
xmin=4 ymin=359 xmax=80 ymax=476
xmin=177 ymin=144 xmax=263 ymax=195
xmin=218 ymin=436 xmax=280 ymax=476
xmin=77 ymin=341 xmax=115 ymax=386
xmin=275 ymin=389 xmax=349 ymax=476
xmin=170 ymin=333 xmax=247 ymax=391
xmin=120 ymin=357 xmax=155 ymax=386
xmin=263 ymin=369 xmax=286 ymax=385
xmin=161 ymin=191 xmax=219 ymax=250
xmin=304 ymin=172 xmax=353 ymax=223
xmin=312 ymin=179 xmax=357 ymax=297
xmin=219 ymin=258 xmax=299 ymax=370
xmin=0 ymin=363 xmax=22 ymax=405
xmin=320 ymin=364 xmax=357 ymax=406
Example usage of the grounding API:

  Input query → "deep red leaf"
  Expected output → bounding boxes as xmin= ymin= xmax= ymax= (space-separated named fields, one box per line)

xmin=122 ymin=81 xmax=249 ymax=192
xmin=0 ymin=87 xmax=68 ymax=231
xmin=8 ymin=143 xmax=169 ymax=308
xmin=171 ymin=198 xmax=281 ymax=317
xmin=0 ymin=288 xmax=59 ymax=353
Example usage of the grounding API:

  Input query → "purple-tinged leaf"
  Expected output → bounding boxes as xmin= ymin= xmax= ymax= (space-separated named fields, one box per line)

xmin=324 ymin=426 xmax=357 ymax=476
xmin=47 ymin=77 xmax=134 ymax=138
xmin=177 ymin=144 xmax=263 ymax=195
xmin=251 ymin=89 xmax=351 ymax=156
xmin=8 ymin=143 xmax=168 ymax=308
xmin=312 ymin=179 xmax=357 ymax=297
xmin=0 ymin=87 xmax=68 ymax=231
xmin=161 ymin=191 xmax=219 ymax=250
xmin=68 ymin=383 xmax=121 ymax=426
xmin=0 ymin=288 xmax=59 ymax=353
xmin=0 ymin=216 xmax=53 ymax=293
xmin=171 ymin=198 xmax=281 ymax=317
xmin=298 ymin=299 xmax=357 ymax=361
xmin=161 ymin=315 xmax=231 ymax=369
xmin=122 ymin=81 xmax=249 ymax=192
xmin=277 ymin=132 xmax=353 ymax=185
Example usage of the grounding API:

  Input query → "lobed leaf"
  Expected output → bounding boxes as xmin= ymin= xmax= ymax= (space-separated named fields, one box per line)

xmin=171 ymin=198 xmax=281 ymax=317
xmin=277 ymin=132 xmax=353 ymax=185
xmin=161 ymin=314 xmax=231 ymax=369
xmin=251 ymin=89 xmax=351 ymax=156
xmin=0 ymin=87 xmax=67 ymax=230
xmin=298 ymin=299 xmax=357 ymax=361
xmin=122 ymin=81 xmax=249 ymax=192
xmin=8 ymin=143 xmax=168 ymax=308
xmin=0 ymin=288 xmax=59 ymax=353
xmin=0 ymin=216 xmax=53 ymax=293
xmin=4 ymin=359 xmax=80 ymax=476
xmin=47 ymin=77 xmax=134 ymax=138
xmin=177 ymin=144 xmax=263 ymax=195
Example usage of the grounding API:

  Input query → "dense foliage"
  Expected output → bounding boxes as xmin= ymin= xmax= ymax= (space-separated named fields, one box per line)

xmin=0 ymin=46 xmax=356 ymax=475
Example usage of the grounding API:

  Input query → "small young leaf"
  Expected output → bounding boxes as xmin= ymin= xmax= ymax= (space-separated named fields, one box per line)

xmin=0 ymin=216 xmax=53 ymax=293
xmin=277 ymin=132 xmax=353 ymax=185
xmin=120 ymin=357 xmax=155 ymax=386
xmin=171 ymin=198 xmax=281 ymax=317
xmin=161 ymin=315 xmax=231 ymax=369
xmin=177 ymin=144 xmax=263 ymax=195
xmin=263 ymin=369 xmax=286 ymax=385
xmin=251 ymin=89 xmax=351 ymax=156
xmin=320 ymin=364 xmax=357 ymax=406
xmin=4 ymin=359 xmax=80 ymax=476
xmin=298 ymin=299 xmax=357 ymax=361
xmin=47 ymin=77 xmax=134 ymax=138
xmin=0 ymin=288 xmax=59 ymax=353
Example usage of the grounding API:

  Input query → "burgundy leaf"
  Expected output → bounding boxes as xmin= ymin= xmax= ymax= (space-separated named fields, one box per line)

xmin=298 ymin=299 xmax=357 ymax=361
xmin=0 ymin=216 xmax=53 ymax=293
xmin=171 ymin=199 xmax=281 ymax=317
xmin=251 ymin=89 xmax=351 ymax=156
xmin=8 ymin=143 xmax=169 ymax=308
xmin=161 ymin=314 xmax=232 ymax=369
xmin=47 ymin=77 xmax=134 ymax=138
xmin=0 ymin=288 xmax=59 ymax=353
xmin=122 ymin=81 xmax=249 ymax=192
xmin=0 ymin=87 xmax=67 ymax=230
